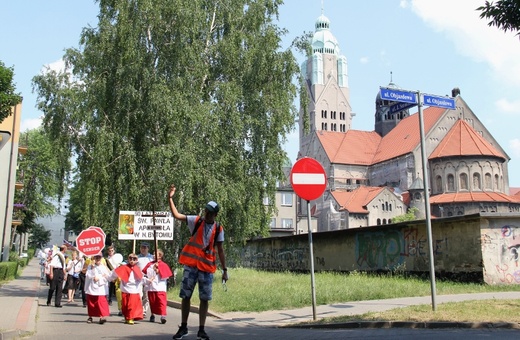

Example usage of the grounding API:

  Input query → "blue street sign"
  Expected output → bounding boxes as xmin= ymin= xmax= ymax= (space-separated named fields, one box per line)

xmin=423 ymin=94 xmax=456 ymax=109
xmin=380 ymin=88 xmax=418 ymax=104
xmin=389 ymin=102 xmax=417 ymax=114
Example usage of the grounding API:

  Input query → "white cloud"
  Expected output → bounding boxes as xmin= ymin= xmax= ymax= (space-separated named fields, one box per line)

xmin=510 ymin=139 xmax=520 ymax=157
xmin=359 ymin=56 xmax=369 ymax=64
xmin=410 ymin=0 xmax=520 ymax=87
xmin=495 ymin=98 xmax=520 ymax=115
xmin=20 ymin=117 xmax=42 ymax=132
xmin=45 ymin=59 xmax=66 ymax=74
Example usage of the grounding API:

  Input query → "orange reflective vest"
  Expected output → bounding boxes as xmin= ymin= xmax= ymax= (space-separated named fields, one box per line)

xmin=179 ymin=216 xmax=221 ymax=273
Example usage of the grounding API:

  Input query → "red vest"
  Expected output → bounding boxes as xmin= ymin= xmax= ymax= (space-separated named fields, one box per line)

xmin=179 ymin=216 xmax=220 ymax=273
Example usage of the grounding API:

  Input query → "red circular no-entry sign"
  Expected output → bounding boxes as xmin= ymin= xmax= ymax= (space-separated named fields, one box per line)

xmin=290 ymin=157 xmax=327 ymax=201
xmin=76 ymin=227 xmax=106 ymax=257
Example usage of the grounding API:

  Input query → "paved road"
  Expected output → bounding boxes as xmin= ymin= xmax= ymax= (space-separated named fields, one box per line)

xmin=1 ymin=258 xmax=520 ymax=339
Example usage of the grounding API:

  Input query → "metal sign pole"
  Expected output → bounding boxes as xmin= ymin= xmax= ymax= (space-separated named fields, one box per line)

xmin=417 ymin=90 xmax=437 ymax=311
xmin=307 ymin=200 xmax=317 ymax=320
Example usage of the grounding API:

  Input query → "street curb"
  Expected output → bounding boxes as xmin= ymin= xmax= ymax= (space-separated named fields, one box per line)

xmin=0 ymin=329 xmax=33 ymax=340
xmin=283 ymin=320 xmax=520 ymax=330
xmin=166 ymin=300 xmax=224 ymax=319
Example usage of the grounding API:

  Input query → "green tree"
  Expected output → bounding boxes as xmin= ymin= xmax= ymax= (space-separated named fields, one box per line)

xmin=28 ymin=222 xmax=52 ymax=249
xmin=32 ymin=0 xmax=299 ymax=249
xmin=392 ymin=207 xmax=420 ymax=223
xmin=0 ymin=60 xmax=22 ymax=123
xmin=15 ymin=128 xmax=66 ymax=216
xmin=13 ymin=128 xmax=66 ymax=247
xmin=477 ymin=0 xmax=520 ymax=38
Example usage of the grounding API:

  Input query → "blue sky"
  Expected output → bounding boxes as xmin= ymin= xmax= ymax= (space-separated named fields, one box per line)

xmin=2 ymin=1 xmax=520 ymax=187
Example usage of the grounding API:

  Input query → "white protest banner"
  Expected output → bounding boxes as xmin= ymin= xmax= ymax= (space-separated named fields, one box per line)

xmin=133 ymin=211 xmax=174 ymax=240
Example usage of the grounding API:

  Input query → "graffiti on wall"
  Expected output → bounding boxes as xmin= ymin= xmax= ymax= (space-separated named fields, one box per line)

xmin=240 ymin=245 xmax=310 ymax=271
xmin=355 ymin=227 xmax=448 ymax=270
xmin=482 ymin=225 xmax=520 ymax=284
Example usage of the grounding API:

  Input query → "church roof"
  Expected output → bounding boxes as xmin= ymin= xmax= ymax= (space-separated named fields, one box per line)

xmin=317 ymin=130 xmax=381 ymax=165
xmin=317 ymin=104 xmax=506 ymax=167
xmin=331 ymin=186 xmax=386 ymax=214
xmin=429 ymin=192 xmax=520 ymax=204
xmin=429 ymin=119 xmax=506 ymax=160
xmin=372 ymin=106 xmax=445 ymax=163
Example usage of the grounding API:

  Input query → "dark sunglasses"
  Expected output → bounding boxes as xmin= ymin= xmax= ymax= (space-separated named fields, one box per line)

xmin=129 ymin=257 xmax=138 ymax=261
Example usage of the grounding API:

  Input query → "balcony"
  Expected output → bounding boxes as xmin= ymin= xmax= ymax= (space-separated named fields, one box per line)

xmin=18 ymin=145 xmax=27 ymax=155
xmin=12 ymin=209 xmax=24 ymax=226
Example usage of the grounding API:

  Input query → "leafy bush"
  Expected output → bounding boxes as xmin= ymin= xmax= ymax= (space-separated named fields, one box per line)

xmin=0 ymin=262 xmax=18 ymax=281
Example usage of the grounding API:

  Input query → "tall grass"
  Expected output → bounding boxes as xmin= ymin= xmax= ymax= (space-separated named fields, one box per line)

xmin=167 ymin=268 xmax=520 ymax=313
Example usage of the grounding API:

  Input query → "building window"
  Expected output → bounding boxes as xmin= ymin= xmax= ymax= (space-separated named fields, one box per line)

xmin=436 ymin=176 xmax=442 ymax=193
xmin=269 ymin=218 xmax=276 ymax=229
xmin=460 ymin=173 xmax=468 ymax=190
xmin=377 ymin=218 xmax=381 ymax=225
xmin=495 ymin=174 xmax=500 ymax=191
xmin=447 ymin=174 xmax=455 ymax=191
xmin=473 ymin=173 xmax=481 ymax=190
xmin=281 ymin=218 xmax=293 ymax=229
xmin=263 ymin=196 xmax=270 ymax=205
xmin=485 ymin=173 xmax=492 ymax=189
xmin=281 ymin=193 xmax=293 ymax=206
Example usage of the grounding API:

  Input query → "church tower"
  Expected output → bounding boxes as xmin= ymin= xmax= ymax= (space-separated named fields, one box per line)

xmin=374 ymin=78 xmax=411 ymax=137
xmin=298 ymin=12 xmax=353 ymax=157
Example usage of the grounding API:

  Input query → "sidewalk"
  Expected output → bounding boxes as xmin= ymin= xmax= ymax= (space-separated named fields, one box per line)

xmin=0 ymin=257 xmax=40 ymax=339
xmin=2 ymin=258 xmax=520 ymax=339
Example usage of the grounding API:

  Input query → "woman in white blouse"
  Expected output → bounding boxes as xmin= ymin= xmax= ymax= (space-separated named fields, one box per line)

xmin=66 ymin=251 xmax=83 ymax=303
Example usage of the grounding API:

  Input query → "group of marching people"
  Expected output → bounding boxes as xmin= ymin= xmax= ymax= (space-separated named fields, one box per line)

xmin=43 ymin=242 xmax=173 ymax=325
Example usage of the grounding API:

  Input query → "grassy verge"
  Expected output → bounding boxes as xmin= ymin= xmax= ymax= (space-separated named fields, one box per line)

xmin=308 ymin=299 xmax=520 ymax=324
xmin=167 ymin=268 xmax=520 ymax=314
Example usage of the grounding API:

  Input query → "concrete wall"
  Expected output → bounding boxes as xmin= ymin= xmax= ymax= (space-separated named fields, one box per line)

xmin=0 ymin=103 xmax=22 ymax=261
xmin=481 ymin=217 xmax=520 ymax=284
xmin=237 ymin=213 xmax=520 ymax=285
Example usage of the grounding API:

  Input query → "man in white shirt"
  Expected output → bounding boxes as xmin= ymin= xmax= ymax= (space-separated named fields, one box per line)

xmin=46 ymin=245 xmax=67 ymax=307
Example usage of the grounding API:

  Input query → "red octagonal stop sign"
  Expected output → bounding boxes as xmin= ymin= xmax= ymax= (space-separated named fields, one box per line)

xmin=76 ymin=227 xmax=106 ymax=257
xmin=290 ymin=157 xmax=327 ymax=201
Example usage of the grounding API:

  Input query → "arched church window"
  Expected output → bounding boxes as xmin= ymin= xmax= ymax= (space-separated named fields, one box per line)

xmin=436 ymin=176 xmax=442 ymax=193
xmin=377 ymin=218 xmax=381 ymax=225
xmin=473 ymin=173 xmax=481 ymax=190
xmin=494 ymin=174 xmax=499 ymax=191
xmin=460 ymin=173 xmax=468 ymax=190
xmin=484 ymin=173 xmax=492 ymax=189
xmin=447 ymin=174 xmax=455 ymax=191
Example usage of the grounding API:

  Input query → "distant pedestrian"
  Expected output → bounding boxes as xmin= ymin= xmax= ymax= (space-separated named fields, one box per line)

xmin=46 ymin=245 xmax=67 ymax=308
xmin=37 ymin=249 xmax=46 ymax=280
xmin=143 ymin=249 xmax=173 ymax=324
xmin=84 ymin=253 xmax=110 ymax=324
xmin=137 ymin=242 xmax=153 ymax=318
xmin=110 ymin=253 xmax=144 ymax=325
xmin=168 ymin=184 xmax=228 ymax=340
xmin=105 ymin=245 xmax=123 ymax=306
xmin=65 ymin=250 xmax=82 ymax=303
